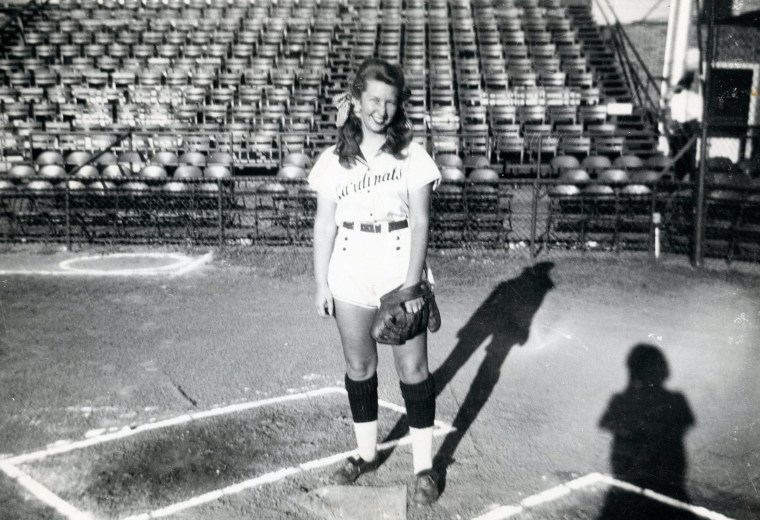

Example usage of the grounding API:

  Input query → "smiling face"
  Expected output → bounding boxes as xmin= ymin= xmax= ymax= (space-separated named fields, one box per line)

xmin=354 ymin=79 xmax=399 ymax=138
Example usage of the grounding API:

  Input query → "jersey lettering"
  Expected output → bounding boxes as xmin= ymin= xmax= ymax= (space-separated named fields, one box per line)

xmin=336 ymin=167 xmax=402 ymax=200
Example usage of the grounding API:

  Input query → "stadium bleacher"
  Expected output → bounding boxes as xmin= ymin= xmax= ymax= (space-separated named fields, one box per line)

xmin=0 ymin=0 xmax=662 ymax=170
xmin=0 ymin=0 xmax=758 ymax=258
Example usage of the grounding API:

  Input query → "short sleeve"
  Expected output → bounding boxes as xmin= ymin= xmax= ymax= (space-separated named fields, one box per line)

xmin=307 ymin=146 xmax=339 ymax=202
xmin=405 ymin=142 xmax=442 ymax=192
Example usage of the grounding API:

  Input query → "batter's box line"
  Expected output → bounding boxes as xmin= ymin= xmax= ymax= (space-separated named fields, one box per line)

xmin=471 ymin=472 xmax=734 ymax=520
xmin=0 ymin=386 xmax=456 ymax=520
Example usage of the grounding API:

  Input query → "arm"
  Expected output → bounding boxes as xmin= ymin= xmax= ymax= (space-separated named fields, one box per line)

xmin=313 ymin=192 xmax=338 ymax=317
xmin=402 ymin=182 xmax=433 ymax=313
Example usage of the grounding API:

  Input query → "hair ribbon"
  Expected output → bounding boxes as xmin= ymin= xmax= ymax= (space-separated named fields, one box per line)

xmin=332 ymin=92 xmax=352 ymax=128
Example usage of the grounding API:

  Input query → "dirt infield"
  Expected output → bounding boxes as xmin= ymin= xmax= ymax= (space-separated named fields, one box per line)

xmin=0 ymin=248 xmax=758 ymax=519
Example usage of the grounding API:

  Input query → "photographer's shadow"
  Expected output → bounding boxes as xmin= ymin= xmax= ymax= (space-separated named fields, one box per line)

xmin=382 ymin=262 xmax=555 ymax=486
xmin=598 ymin=343 xmax=697 ymax=520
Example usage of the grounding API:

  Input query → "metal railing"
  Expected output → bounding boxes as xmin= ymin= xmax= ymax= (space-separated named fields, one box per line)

xmin=593 ymin=0 xmax=669 ymax=134
xmin=2 ymin=177 xmax=758 ymax=266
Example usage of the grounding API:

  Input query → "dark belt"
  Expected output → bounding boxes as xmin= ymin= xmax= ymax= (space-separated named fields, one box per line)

xmin=342 ymin=219 xmax=409 ymax=233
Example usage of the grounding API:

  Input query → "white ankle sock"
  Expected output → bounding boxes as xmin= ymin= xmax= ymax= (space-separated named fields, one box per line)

xmin=409 ymin=426 xmax=434 ymax=474
xmin=353 ymin=420 xmax=378 ymax=462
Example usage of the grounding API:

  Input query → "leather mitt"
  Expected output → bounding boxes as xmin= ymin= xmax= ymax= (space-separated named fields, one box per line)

xmin=371 ymin=280 xmax=441 ymax=345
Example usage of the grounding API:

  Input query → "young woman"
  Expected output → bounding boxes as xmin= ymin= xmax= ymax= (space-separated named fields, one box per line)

xmin=309 ymin=58 xmax=442 ymax=505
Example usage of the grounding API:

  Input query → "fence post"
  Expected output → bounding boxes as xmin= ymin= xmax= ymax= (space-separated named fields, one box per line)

xmin=693 ymin=0 xmax=715 ymax=268
xmin=650 ymin=181 xmax=658 ymax=256
xmin=217 ymin=178 xmax=224 ymax=250
xmin=529 ymin=134 xmax=542 ymax=259
xmin=112 ymin=185 xmax=118 ymax=249
xmin=65 ymin=180 xmax=71 ymax=251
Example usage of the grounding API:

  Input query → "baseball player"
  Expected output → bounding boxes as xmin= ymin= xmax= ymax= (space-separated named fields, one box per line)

xmin=309 ymin=58 xmax=442 ymax=505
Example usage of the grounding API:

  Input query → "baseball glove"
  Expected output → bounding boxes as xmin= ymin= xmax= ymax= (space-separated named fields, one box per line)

xmin=371 ymin=280 xmax=441 ymax=345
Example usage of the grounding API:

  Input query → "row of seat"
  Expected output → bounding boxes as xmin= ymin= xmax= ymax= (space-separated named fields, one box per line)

xmin=1 ymin=0 xmax=654 ymax=171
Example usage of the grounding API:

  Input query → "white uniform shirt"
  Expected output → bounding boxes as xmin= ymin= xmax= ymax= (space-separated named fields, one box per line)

xmin=669 ymin=89 xmax=703 ymax=123
xmin=308 ymin=141 xmax=442 ymax=226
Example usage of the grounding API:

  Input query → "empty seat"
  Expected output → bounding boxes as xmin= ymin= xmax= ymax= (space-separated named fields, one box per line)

xmin=101 ymin=164 xmax=128 ymax=179
xmin=645 ymin=155 xmax=674 ymax=175
xmin=464 ymin=156 xmax=492 ymax=171
xmin=435 ymin=154 xmax=464 ymax=170
xmin=551 ymin=155 xmax=580 ymax=172
xmin=518 ymin=105 xmax=546 ymax=123
xmin=282 ymin=152 xmax=312 ymax=170
xmin=559 ymin=168 xmax=591 ymax=183
xmin=117 ymin=151 xmax=144 ymax=174
xmin=66 ymin=151 xmax=93 ymax=168
xmin=440 ymin=167 xmax=466 ymax=182
xmin=613 ymin=155 xmax=644 ymax=171
xmin=468 ymin=168 xmax=499 ymax=181
xmin=581 ymin=155 xmax=612 ymax=174
xmin=204 ymin=164 xmax=232 ymax=179
xmin=150 ymin=150 xmax=179 ymax=167
xmin=597 ymin=168 xmax=628 ymax=184
xmin=73 ymin=165 xmax=100 ymax=179
xmin=174 ymin=165 xmax=203 ymax=178
xmin=36 ymin=151 xmax=65 ymax=166
xmin=208 ymin=152 xmax=234 ymax=167
xmin=278 ymin=165 xmax=307 ymax=179
xmin=629 ymin=170 xmax=662 ymax=184
xmin=179 ymin=151 xmax=207 ymax=167
xmin=140 ymin=164 xmax=168 ymax=179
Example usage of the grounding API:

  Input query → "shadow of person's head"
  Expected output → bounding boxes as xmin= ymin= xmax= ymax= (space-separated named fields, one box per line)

xmin=527 ymin=261 xmax=555 ymax=278
xmin=458 ymin=261 xmax=555 ymax=348
xmin=627 ymin=343 xmax=669 ymax=387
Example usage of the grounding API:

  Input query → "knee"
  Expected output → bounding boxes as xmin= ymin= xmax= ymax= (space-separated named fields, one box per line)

xmin=345 ymin=357 xmax=378 ymax=381
xmin=396 ymin=360 xmax=429 ymax=385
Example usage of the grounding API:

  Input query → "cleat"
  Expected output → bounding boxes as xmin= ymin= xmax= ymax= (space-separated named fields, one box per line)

xmin=413 ymin=469 xmax=440 ymax=505
xmin=331 ymin=456 xmax=378 ymax=484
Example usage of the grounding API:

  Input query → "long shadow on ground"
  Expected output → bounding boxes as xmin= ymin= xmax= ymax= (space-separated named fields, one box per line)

xmin=381 ymin=261 xmax=555 ymax=490
xmin=597 ymin=343 xmax=698 ymax=520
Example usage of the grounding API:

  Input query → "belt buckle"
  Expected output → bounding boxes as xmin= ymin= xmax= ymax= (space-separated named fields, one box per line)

xmin=374 ymin=223 xmax=381 ymax=233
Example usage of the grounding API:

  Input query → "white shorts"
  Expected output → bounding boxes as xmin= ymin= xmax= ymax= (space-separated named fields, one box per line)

xmin=328 ymin=221 xmax=411 ymax=308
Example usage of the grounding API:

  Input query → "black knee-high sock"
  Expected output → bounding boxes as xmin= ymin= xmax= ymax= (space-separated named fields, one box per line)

xmin=400 ymin=375 xmax=436 ymax=428
xmin=345 ymin=373 xmax=378 ymax=423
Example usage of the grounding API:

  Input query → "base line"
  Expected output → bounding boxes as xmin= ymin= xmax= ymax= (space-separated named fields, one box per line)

xmin=2 ymin=387 xmax=345 ymax=466
xmin=121 ymin=425 xmax=456 ymax=520
xmin=0 ymin=460 xmax=94 ymax=520
xmin=471 ymin=472 xmax=734 ymax=520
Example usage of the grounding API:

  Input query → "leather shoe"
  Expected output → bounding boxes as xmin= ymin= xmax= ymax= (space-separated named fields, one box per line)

xmin=331 ymin=456 xmax=378 ymax=485
xmin=413 ymin=469 xmax=440 ymax=505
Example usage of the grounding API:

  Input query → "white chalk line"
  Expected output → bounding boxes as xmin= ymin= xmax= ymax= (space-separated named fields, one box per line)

xmin=0 ymin=386 xmax=456 ymax=520
xmin=0 ymin=251 xmax=213 ymax=277
xmin=471 ymin=472 xmax=734 ymax=520
xmin=0 ymin=460 xmax=95 ymax=520
xmin=2 ymin=387 xmax=344 ymax=466
xmin=121 ymin=427 xmax=456 ymax=520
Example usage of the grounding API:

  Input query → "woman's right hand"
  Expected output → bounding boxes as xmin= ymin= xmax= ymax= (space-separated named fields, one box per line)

xmin=315 ymin=284 xmax=334 ymax=318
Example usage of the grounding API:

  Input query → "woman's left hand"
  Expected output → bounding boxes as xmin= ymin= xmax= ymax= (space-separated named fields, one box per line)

xmin=401 ymin=280 xmax=424 ymax=314
xmin=403 ymin=296 xmax=424 ymax=314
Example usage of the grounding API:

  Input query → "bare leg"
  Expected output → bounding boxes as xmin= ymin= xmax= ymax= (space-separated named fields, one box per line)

xmin=334 ymin=299 xmax=379 ymax=465
xmin=334 ymin=299 xmax=378 ymax=380
xmin=390 ymin=331 xmax=429 ymax=384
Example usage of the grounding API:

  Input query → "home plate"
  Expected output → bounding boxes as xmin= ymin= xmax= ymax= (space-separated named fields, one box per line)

xmin=294 ymin=485 xmax=407 ymax=520
xmin=0 ymin=251 xmax=212 ymax=276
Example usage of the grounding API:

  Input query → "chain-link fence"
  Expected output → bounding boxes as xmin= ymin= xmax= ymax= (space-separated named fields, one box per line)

xmin=2 ymin=177 xmax=758 ymax=269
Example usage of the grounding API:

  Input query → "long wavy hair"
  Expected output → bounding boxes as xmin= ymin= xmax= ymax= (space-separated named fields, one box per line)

xmin=335 ymin=58 xmax=413 ymax=168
